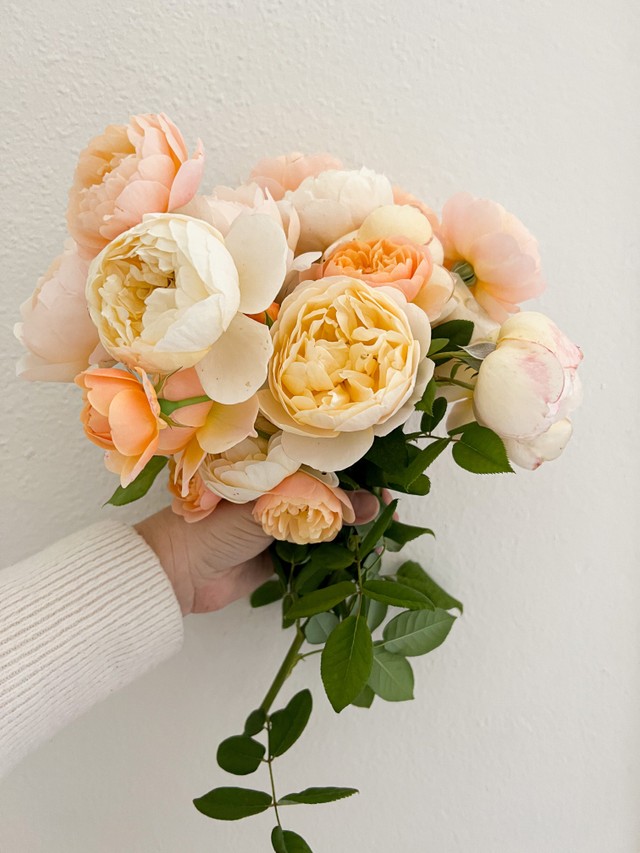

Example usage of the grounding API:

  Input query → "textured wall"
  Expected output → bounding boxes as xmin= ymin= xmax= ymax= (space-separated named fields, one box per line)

xmin=0 ymin=1 xmax=638 ymax=850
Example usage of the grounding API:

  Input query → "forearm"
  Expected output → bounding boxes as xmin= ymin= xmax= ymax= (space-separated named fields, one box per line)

xmin=0 ymin=521 xmax=183 ymax=780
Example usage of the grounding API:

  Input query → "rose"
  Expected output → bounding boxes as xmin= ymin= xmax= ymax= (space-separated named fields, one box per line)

xmin=85 ymin=212 xmax=288 ymax=402
xmin=249 ymin=152 xmax=343 ymax=200
xmin=67 ymin=113 xmax=204 ymax=258
xmin=199 ymin=433 xmax=300 ymax=503
xmin=258 ymin=276 xmax=433 ymax=471
xmin=285 ymin=168 xmax=394 ymax=253
xmin=14 ymin=241 xmax=110 ymax=382
xmin=319 ymin=204 xmax=454 ymax=321
xmin=439 ymin=192 xmax=545 ymax=322
xmin=75 ymin=368 xmax=166 ymax=487
xmin=252 ymin=471 xmax=355 ymax=544
xmin=473 ymin=312 xmax=582 ymax=467
xmin=168 ymin=462 xmax=221 ymax=523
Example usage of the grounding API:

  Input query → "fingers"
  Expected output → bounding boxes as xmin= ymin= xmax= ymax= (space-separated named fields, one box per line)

xmin=191 ymin=552 xmax=274 ymax=614
xmin=349 ymin=490 xmax=380 ymax=525
xmin=192 ymin=501 xmax=274 ymax=573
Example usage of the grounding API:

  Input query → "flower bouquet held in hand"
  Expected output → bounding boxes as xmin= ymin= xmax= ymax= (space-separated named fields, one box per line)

xmin=16 ymin=114 xmax=583 ymax=851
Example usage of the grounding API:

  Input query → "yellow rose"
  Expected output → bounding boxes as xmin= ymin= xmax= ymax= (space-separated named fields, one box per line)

xmin=258 ymin=276 xmax=433 ymax=471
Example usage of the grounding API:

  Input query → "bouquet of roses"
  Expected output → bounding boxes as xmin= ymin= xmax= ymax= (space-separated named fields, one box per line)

xmin=15 ymin=113 xmax=583 ymax=851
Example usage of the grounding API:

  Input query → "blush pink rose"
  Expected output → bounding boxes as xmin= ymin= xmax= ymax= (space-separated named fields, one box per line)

xmin=439 ymin=192 xmax=545 ymax=322
xmin=253 ymin=471 xmax=356 ymax=544
xmin=15 ymin=241 xmax=110 ymax=382
xmin=67 ymin=113 xmax=204 ymax=258
xmin=248 ymin=152 xmax=343 ymax=201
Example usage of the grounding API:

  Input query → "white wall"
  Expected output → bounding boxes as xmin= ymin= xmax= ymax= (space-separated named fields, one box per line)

xmin=1 ymin=1 xmax=638 ymax=850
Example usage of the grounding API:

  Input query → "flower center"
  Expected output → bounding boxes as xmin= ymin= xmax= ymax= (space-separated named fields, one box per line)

xmin=452 ymin=260 xmax=477 ymax=287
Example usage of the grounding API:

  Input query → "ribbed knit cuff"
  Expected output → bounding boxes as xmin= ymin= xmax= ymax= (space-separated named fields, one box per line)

xmin=0 ymin=521 xmax=184 ymax=779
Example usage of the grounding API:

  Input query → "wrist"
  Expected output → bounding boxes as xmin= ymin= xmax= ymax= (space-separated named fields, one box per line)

xmin=135 ymin=508 xmax=194 ymax=616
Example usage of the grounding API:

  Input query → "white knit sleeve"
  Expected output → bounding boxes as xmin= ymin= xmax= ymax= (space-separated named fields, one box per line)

xmin=0 ymin=520 xmax=184 ymax=779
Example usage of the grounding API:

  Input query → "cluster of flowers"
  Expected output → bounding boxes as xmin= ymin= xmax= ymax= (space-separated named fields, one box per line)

xmin=16 ymin=112 xmax=582 ymax=544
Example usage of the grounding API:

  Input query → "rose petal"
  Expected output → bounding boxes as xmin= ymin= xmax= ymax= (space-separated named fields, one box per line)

xmin=196 ymin=395 xmax=259 ymax=454
xmin=281 ymin=428 xmax=375 ymax=472
xmin=224 ymin=214 xmax=289 ymax=314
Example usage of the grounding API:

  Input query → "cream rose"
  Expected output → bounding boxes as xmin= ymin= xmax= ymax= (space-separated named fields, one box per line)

xmin=467 ymin=312 xmax=582 ymax=468
xmin=286 ymin=168 xmax=394 ymax=253
xmin=86 ymin=212 xmax=288 ymax=402
xmin=199 ymin=433 xmax=300 ymax=503
xmin=253 ymin=471 xmax=355 ymax=544
xmin=258 ymin=276 xmax=433 ymax=471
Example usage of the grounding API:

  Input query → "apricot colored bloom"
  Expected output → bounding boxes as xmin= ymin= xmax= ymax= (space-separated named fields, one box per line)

xmin=86 ymin=212 xmax=288 ymax=402
xmin=253 ymin=471 xmax=355 ymax=544
xmin=76 ymin=368 xmax=166 ymax=487
xmin=15 ymin=241 xmax=109 ymax=382
xmin=67 ymin=113 xmax=204 ymax=258
xmin=168 ymin=460 xmax=221 ymax=523
xmin=258 ymin=276 xmax=433 ymax=472
xmin=249 ymin=152 xmax=343 ymax=201
xmin=319 ymin=204 xmax=454 ymax=322
xmin=440 ymin=192 xmax=545 ymax=322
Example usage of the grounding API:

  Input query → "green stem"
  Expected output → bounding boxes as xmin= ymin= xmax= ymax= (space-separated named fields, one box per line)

xmin=436 ymin=378 xmax=476 ymax=391
xmin=432 ymin=351 xmax=469 ymax=361
xmin=159 ymin=394 xmax=211 ymax=417
xmin=259 ymin=627 xmax=306 ymax=714
xmin=266 ymin=721 xmax=282 ymax=827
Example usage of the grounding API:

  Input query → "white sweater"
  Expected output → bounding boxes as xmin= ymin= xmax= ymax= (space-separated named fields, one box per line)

xmin=0 ymin=521 xmax=184 ymax=779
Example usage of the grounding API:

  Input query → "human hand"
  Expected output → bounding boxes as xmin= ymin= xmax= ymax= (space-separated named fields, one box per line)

xmin=136 ymin=492 xmax=380 ymax=616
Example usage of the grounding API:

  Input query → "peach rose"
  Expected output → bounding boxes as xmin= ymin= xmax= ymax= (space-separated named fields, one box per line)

xmin=76 ymin=368 xmax=166 ymax=487
xmin=15 ymin=241 xmax=110 ymax=382
xmin=168 ymin=460 xmax=221 ymax=523
xmin=258 ymin=275 xmax=433 ymax=472
xmin=253 ymin=471 xmax=355 ymax=544
xmin=392 ymin=186 xmax=440 ymax=233
xmin=249 ymin=152 xmax=343 ymax=201
xmin=321 ymin=236 xmax=432 ymax=302
xmin=439 ymin=192 xmax=545 ymax=322
xmin=68 ymin=113 xmax=204 ymax=258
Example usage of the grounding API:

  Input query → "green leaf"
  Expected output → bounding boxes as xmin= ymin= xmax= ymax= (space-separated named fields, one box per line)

xmin=384 ymin=521 xmax=434 ymax=552
xmin=275 ymin=541 xmax=309 ymax=565
xmin=193 ymin=787 xmax=272 ymax=821
xmin=363 ymin=579 xmax=433 ymax=610
xmin=294 ymin=544 xmax=354 ymax=594
xmin=432 ymin=319 xmax=474 ymax=348
xmin=250 ymin=579 xmax=284 ymax=608
xmin=351 ymin=684 xmax=375 ymax=708
xmin=420 ymin=396 xmax=448 ymax=434
xmin=365 ymin=428 xmax=408 ymax=470
xmin=452 ymin=423 xmax=514 ymax=474
xmin=305 ymin=612 xmax=339 ymax=645
xmin=269 ymin=689 xmax=312 ymax=758
xmin=397 ymin=561 xmax=463 ymax=612
xmin=279 ymin=787 xmax=358 ymax=805
xmin=321 ymin=614 xmax=373 ymax=713
xmin=401 ymin=438 xmax=449 ymax=485
xmin=271 ymin=827 xmax=313 ymax=853
xmin=358 ymin=499 xmax=398 ymax=556
xmin=381 ymin=608 xmax=455 ymax=657
xmin=106 ymin=456 xmax=167 ymax=506
xmin=216 ymin=735 xmax=265 ymax=776
xmin=244 ymin=709 xmax=267 ymax=736
xmin=395 ymin=473 xmax=431 ymax=496
xmin=427 ymin=338 xmax=449 ymax=357
xmin=285 ymin=582 xmax=357 ymax=619
xmin=365 ymin=598 xmax=388 ymax=632
xmin=415 ymin=377 xmax=437 ymax=413
xmin=368 ymin=648 xmax=414 ymax=702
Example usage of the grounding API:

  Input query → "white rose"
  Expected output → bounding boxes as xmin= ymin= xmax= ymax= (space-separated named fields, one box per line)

xmin=473 ymin=311 xmax=582 ymax=455
xmin=86 ymin=213 xmax=288 ymax=404
xmin=199 ymin=433 xmax=300 ymax=503
xmin=502 ymin=419 xmax=573 ymax=470
xmin=286 ymin=168 xmax=394 ymax=253
xmin=258 ymin=275 xmax=433 ymax=471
